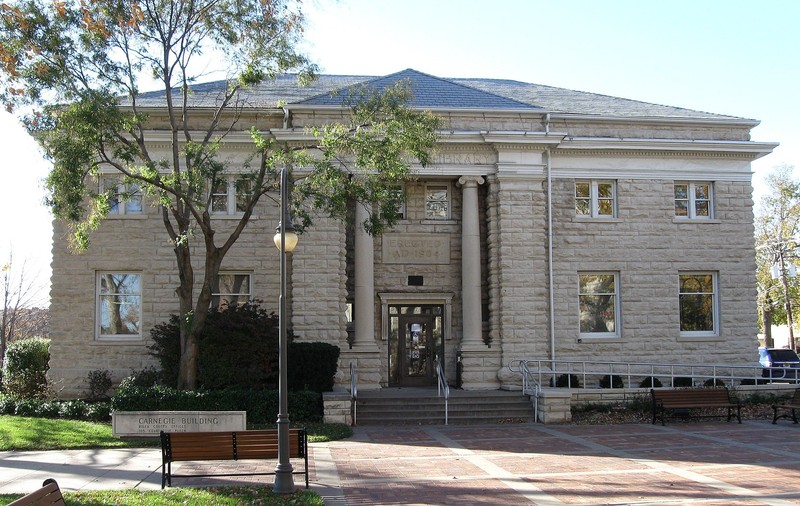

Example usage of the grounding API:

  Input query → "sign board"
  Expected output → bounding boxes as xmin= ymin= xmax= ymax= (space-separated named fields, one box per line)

xmin=112 ymin=410 xmax=246 ymax=437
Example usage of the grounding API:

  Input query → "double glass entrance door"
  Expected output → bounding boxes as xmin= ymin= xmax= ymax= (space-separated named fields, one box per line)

xmin=388 ymin=305 xmax=444 ymax=387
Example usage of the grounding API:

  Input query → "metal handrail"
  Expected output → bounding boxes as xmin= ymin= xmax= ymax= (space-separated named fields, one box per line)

xmin=509 ymin=357 xmax=786 ymax=390
xmin=520 ymin=361 xmax=542 ymax=421
xmin=435 ymin=356 xmax=450 ymax=425
xmin=350 ymin=362 xmax=358 ymax=426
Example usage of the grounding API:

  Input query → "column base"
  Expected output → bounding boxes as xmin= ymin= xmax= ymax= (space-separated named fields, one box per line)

xmin=458 ymin=345 xmax=501 ymax=390
xmin=340 ymin=343 xmax=383 ymax=390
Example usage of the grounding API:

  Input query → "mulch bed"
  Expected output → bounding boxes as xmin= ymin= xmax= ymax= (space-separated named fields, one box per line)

xmin=571 ymin=402 xmax=777 ymax=425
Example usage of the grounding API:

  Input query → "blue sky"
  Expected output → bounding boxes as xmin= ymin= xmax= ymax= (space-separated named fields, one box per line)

xmin=1 ymin=0 xmax=797 ymax=300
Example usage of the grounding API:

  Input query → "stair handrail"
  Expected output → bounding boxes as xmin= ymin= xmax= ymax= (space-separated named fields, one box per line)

xmin=350 ymin=361 xmax=358 ymax=426
xmin=435 ymin=355 xmax=449 ymax=425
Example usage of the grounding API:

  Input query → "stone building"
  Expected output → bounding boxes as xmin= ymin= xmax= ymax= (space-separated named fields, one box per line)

xmin=48 ymin=69 xmax=777 ymax=397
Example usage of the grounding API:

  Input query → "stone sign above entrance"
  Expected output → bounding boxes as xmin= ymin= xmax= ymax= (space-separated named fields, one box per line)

xmin=382 ymin=234 xmax=451 ymax=264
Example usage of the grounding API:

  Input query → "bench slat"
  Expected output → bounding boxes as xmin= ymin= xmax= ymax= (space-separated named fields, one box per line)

xmin=8 ymin=480 xmax=64 ymax=506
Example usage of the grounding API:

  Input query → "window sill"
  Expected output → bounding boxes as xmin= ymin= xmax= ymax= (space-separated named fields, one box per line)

xmin=677 ymin=334 xmax=721 ymax=342
xmin=92 ymin=338 xmax=144 ymax=345
xmin=573 ymin=216 xmax=621 ymax=224
xmin=672 ymin=218 xmax=721 ymax=224
xmin=577 ymin=336 xmax=623 ymax=344
xmin=105 ymin=214 xmax=147 ymax=220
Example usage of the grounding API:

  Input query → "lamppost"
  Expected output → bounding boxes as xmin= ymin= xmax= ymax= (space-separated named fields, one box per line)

xmin=272 ymin=166 xmax=298 ymax=494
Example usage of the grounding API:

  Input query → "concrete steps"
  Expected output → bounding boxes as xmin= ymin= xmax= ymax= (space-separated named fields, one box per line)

xmin=354 ymin=389 xmax=533 ymax=425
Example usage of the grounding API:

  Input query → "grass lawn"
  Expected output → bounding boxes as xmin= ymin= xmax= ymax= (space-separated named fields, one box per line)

xmin=0 ymin=416 xmax=350 ymax=504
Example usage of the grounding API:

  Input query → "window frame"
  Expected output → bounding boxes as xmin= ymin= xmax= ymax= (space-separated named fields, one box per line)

xmin=211 ymin=175 xmax=254 ymax=216
xmin=678 ymin=271 xmax=719 ymax=338
xmin=96 ymin=272 xmax=142 ymax=341
xmin=211 ymin=272 xmax=253 ymax=308
xmin=578 ymin=272 xmax=621 ymax=339
xmin=101 ymin=177 xmax=143 ymax=216
xmin=674 ymin=181 xmax=714 ymax=220
xmin=424 ymin=183 xmax=450 ymax=220
xmin=575 ymin=180 xmax=617 ymax=218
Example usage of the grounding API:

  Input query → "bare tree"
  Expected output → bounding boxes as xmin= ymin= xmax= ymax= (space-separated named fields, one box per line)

xmin=1 ymin=250 xmax=48 ymax=363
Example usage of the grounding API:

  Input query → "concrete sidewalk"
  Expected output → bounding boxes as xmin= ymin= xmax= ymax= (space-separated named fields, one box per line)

xmin=3 ymin=420 xmax=800 ymax=504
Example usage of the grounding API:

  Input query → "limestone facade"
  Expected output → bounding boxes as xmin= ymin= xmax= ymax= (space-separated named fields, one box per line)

xmin=47 ymin=70 xmax=776 ymax=397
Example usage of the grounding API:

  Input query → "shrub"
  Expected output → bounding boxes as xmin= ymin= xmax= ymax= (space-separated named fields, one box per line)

xmin=600 ymin=374 xmax=624 ymax=389
xmin=550 ymin=374 xmax=581 ymax=388
xmin=111 ymin=385 xmax=323 ymax=424
xmin=740 ymin=378 xmax=769 ymax=385
xmin=149 ymin=301 xmax=281 ymax=390
xmin=639 ymin=377 xmax=662 ymax=388
xmin=703 ymin=378 xmax=726 ymax=387
xmin=0 ymin=393 xmax=18 ymax=414
xmin=59 ymin=400 xmax=89 ymax=420
xmin=2 ymin=337 xmax=51 ymax=398
xmin=118 ymin=367 xmax=162 ymax=389
xmin=84 ymin=369 xmax=113 ymax=401
xmin=288 ymin=342 xmax=340 ymax=392
xmin=86 ymin=402 xmax=112 ymax=422
xmin=672 ymin=377 xmax=693 ymax=387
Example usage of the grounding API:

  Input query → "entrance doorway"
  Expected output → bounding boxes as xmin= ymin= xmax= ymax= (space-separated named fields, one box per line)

xmin=388 ymin=305 xmax=444 ymax=387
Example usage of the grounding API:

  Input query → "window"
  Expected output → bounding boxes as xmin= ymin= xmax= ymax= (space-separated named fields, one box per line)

xmin=679 ymin=272 xmax=718 ymax=336
xmin=212 ymin=176 xmax=253 ymax=215
xmin=579 ymin=273 xmax=620 ymax=337
xmin=102 ymin=178 xmax=142 ymax=215
xmin=575 ymin=180 xmax=616 ymax=218
xmin=389 ymin=186 xmax=406 ymax=220
xmin=97 ymin=272 xmax=141 ymax=339
xmin=212 ymin=273 xmax=252 ymax=308
xmin=425 ymin=185 xmax=449 ymax=219
xmin=675 ymin=182 xmax=713 ymax=219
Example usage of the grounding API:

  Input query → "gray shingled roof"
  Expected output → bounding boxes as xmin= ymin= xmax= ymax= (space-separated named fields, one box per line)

xmin=132 ymin=68 xmax=744 ymax=121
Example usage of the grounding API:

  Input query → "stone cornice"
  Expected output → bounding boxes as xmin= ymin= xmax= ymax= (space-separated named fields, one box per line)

xmin=558 ymin=137 xmax=778 ymax=161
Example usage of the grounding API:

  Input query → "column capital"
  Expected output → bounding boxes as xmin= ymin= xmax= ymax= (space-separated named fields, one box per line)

xmin=458 ymin=175 xmax=485 ymax=187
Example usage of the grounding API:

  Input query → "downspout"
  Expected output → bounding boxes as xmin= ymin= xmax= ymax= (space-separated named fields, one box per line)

xmin=545 ymin=113 xmax=555 ymax=363
xmin=282 ymin=107 xmax=291 ymax=129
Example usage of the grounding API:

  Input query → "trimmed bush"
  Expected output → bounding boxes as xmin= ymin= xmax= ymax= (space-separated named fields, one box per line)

xmin=672 ymin=377 xmax=693 ymax=387
xmin=740 ymin=378 xmax=769 ymax=385
xmin=118 ymin=367 xmax=162 ymax=389
xmin=288 ymin=342 xmax=340 ymax=392
xmin=703 ymin=378 xmax=726 ymax=387
xmin=639 ymin=377 xmax=663 ymax=388
xmin=59 ymin=400 xmax=89 ymax=420
xmin=86 ymin=402 xmax=112 ymax=422
xmin=111 ymin=385 xmax=322 ymax=424
xmin=550 ymin=374 xmax=581 ymax=388
xmin=2 ymin=337 xmax=51 ymax=398
xmin=600 ymin=374 xmax=624 ymax=389
xmin=0 ymin=394 xmax=18 ymax=414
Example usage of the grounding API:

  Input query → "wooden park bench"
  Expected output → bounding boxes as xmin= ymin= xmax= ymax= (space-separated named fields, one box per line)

xmin=772 ymin=388 xmax=800 ymax=424
xmin=160 ymin=428 xmax=308 ymax=489
xmin=8 ymin=478 xmax=65 ymax=506
xmin=650 ymin=387 xmax=741 ymax=425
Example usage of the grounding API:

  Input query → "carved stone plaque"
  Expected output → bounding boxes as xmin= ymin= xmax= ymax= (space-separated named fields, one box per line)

xmin=382 ymin=234 xmax=451 ymax=264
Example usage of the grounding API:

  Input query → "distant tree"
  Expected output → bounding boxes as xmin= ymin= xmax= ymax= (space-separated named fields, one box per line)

xmin=0 ymin=0 xmax=439 ymax=390
xmin=755 ymin=165 xmax=800 ymax=349
xmin=1 ymin=251 xmax=47 ymax=365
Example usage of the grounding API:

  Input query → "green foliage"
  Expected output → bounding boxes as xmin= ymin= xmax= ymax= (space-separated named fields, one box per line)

xmin=111 ymin=385 xmax=322 ymax=424
xmin=673 ymin=377 xmax=694 ymax=387
xmin=85 ymin=369 xmax=113 ymax=401
xmin=599 ymin=374 xmax=624 ymax=389
xmin=2 ymin=337 xmax=50 ymax=397
xmin=150 ymin=302 xmax=340 ymax=393
xmin=550 ymin=374 xmax=581 ymax=388
xmin=59 ymin=400 xmax=89 ymax=420
xmin=639 ymin=377 xmax=663 ymax=388
xmin=703 ymin=379 xmax=726 ymax=387
xmin=118 ymin=367 xmax=162 ymax=389
xmin=0 ymin=394 xmax=110 ymax=421
xmin=288 ymin=342 xmax=340 ymax=392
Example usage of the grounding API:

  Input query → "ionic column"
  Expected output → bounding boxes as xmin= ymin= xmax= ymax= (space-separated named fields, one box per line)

xmin=354 ymin=203 xmax=375 ymax=344
xmin=459 ymin=175 xmax=485 ymax=347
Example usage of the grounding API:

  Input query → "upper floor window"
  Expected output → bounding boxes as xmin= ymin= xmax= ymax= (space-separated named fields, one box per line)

xmin=212 ymin=273 xmax=252 ymax=308
xmin=675 ymin=182 xmax=713 ymax=219
xmin=102 ymin=177 xmax=143 ymax=215
xmin=578 ymin=272 xmax=620 ymax=338
xmin=212 ymin=176 xmax=253 ymax=215
xmin=679 ymin=272 xmax=718 ymax=336
xmin=425 ymin=184 xmax=449 ymax=220
xmin=97 ymin=272 xmax=141 ymax=340
xmin=390 ymin=186 xmax=406 ymax=220
xmin=575 ymin=180 xmax=616 ymax=218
